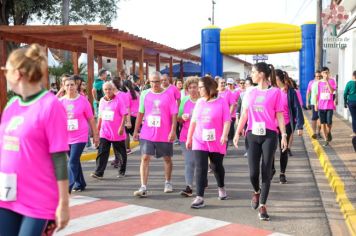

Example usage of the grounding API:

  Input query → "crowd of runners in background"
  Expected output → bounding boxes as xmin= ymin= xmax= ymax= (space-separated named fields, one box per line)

xmin=0 ymin=44 xmax=355 ymax=234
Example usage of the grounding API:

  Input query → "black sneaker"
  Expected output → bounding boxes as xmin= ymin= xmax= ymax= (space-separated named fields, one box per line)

xmin=311 ymin=134 xmax=317 ymax=139
xmin=327 ymin=132 xmax=332 ymax=142
xmin=280 ymin=174 xmax=287 ymax=184
xmin=258 ymin=205 xmax=270 ymax=221
xmin=90 ymin=173 xmax=103 ymax=180
xmin=117 ymin=172 xmax=126 ymax=178
xmin=251 ymin=192 xmax=260 ymax=210
xmin=180 ymin=186 xmax=193 ymax=197
xmin=191 ymin=197 xmax=205 ymax=209
xmin=287 ymin=148 xmax=293 ymax=156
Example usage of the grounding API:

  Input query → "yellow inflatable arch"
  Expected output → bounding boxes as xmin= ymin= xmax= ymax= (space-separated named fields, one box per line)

xmin=220 ymin=22 xmax=302 ymax=55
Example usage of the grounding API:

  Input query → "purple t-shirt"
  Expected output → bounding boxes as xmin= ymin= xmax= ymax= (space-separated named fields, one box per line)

xmin=191 ymin=97 xmax=231 ymax=155
xmin=99 ymin=95 xmax=127 ymax=141
xmin=0 ymin=91 xmax=69 ymax=220
xmin=60 ymin=95 xmax=93 ymax=144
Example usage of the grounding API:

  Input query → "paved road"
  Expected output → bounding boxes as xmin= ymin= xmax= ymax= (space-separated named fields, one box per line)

xmin=70 ymin=135 xmax=331 ymax=236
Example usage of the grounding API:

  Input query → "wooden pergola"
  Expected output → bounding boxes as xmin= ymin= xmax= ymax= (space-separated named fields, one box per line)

xmin=0 ymin=25 xmax=200 ymax=113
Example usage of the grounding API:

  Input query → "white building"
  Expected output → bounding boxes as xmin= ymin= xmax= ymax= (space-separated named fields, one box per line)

xmin=184 ymin=44 xmax=252 ymax=80
xmin=335 ymin=0 xmax=356 ymax=120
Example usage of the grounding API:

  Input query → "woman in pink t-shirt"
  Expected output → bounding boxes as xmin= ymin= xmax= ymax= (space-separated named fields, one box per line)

xmin=186 ymin=76 xmax=231 ymax=209
xmin=90 ymin=82 xmax=128 ymax=179
xmin=178 ymin=77 xmax=200 ymax=197
xmin=0 ymin=44 xmax=70 ymax=234
xmin=123 ymin=79 xmax=140 ymax=154
xmin=60 ymin=77 xmax=99 ymax=193
xmin=233 ymin=62 xmax=287 ymax=221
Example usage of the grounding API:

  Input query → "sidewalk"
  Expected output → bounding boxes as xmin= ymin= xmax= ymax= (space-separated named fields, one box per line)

xmin=304 ymin=110 xmax=356 ymax=236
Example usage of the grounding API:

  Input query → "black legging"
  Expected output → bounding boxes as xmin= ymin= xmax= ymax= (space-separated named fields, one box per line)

xmin=228 ymin=118 xmax=236 ymax=141
xmin=194 ymin=150 xmax=225 ymax=197
xmin=272 ymin=123 xmax=293 ymax=174
xmin=247 ymin=130 xmax=278 ymax=205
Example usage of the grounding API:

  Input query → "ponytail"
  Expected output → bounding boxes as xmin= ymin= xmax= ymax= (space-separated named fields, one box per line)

xmin=268 ymin=64 xmax=277 ymax=87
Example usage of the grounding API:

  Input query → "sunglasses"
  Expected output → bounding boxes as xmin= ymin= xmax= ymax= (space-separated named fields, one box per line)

xmin=150 ymin=80 xmax=160 ymax=83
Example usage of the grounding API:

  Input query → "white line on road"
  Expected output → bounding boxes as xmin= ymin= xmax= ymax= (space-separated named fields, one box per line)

xmin=69 ymin=195 xmax=99 ymax=207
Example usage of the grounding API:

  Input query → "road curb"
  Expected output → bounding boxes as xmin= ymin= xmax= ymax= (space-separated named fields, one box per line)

xmin=80 ymin=141 xmax=139 ymax=162
xmin=304 ymin=117 xmax=356 ymax=236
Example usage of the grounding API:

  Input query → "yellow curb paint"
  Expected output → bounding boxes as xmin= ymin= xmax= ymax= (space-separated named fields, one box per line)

xmin=304 ymin=117 xmax=356 ymax=236
xmin=80 ymin=141 xmax=139 ymax=162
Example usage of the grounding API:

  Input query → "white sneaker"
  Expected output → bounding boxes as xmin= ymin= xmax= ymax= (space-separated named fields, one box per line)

xmin=164 ymin=182 xmax=173 ymax=193
xmin=133 ymin=187 xmax=147 ymax=198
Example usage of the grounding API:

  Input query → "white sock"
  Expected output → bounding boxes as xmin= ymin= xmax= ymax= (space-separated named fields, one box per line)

xmin=141 ymin=185 xmax=147 ymax=190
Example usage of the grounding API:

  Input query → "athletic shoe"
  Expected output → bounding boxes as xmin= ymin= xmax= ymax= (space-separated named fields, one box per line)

xmin=164 ymin=182 xmax=173 ymax=193
xmin=180 ymin=186 xmax=193 ymax=197
xmin=244 ymin=152 xmax=248 ymax=157
xmin=327 ymin=132 xmax=332 ymax=142
xmin=251 ymin=192 xmax=260 ymax=210
xmin=117 ymin=172 xmax=126 ymax=178
xmin=287 ymin=148 xmax=293 ymax=156
xmin=258 ymin=205 xmax=270 ymax=221
xmin=174 ymin=140 xmax=180 ymax=145
xmin=311 ymin=134 xmax=317 ymax=139
xmin=90 ymin=173 xmax=103 ymax=180
xmin=191 ymin=196 xmax=205 ymax=209
xmin=323 ymin=141 xmax=329 ymax=147
xmin=317 ymin=133 xmax=322 ymax=139
xmin=208 ymin=164 xmax=213 ymax=173
xmin=72 ymin=187 xmax=85 ymax=192
xmin=280 ymin=174 xmax=287 ymax=184
xmin=111 ymin=160 xmax=117 ymax=166
xmin=218 ymin=187 xmax=228 ymax=200
xmin=133 ymin=187 xmax=147 ymax=198
xmin=126 ymin=149 xmax=133 ymax=155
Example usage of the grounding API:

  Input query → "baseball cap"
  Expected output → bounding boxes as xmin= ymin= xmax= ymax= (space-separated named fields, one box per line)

xmin=227 ymin=78 xmax=234 ymax=84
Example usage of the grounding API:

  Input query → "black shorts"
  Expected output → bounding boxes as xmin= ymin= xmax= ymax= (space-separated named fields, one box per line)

xmin=140 ymin=139 xmax=173 ymax=158
xmin=318 ymin=109 xmax=333 ymax=125
xmin=310 ymin=105 xmax=319 ymax=121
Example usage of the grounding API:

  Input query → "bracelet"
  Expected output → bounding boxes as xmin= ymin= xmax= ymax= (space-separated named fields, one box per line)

xmin=282 ymin=133 xmax=287 ymax=137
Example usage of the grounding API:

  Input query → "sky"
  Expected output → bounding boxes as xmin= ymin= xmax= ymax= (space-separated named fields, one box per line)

xmin=112 ymin=0 xmax=318 ymax=67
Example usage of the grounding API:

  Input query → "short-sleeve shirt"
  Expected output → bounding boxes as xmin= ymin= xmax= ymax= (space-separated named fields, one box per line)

xmin=317 ymin=79 xmax=337 ymax=110
xmin=178 ymin=96 xmax=196 ymax=142
xmin=0 ymin=91 xmax=69 ymax=220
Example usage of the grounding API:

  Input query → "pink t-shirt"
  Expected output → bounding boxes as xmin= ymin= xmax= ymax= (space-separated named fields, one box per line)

xmin=280 ymin=90 xmax=290 ymax=125
xmin=128 ymin=91 xmax=140 ymax=117
xmin=115 ymin=91 xmax=130 ymax=115
xmin=229 ymin=90 xmax=240 ymax=119
xmin=306 ymin=80 xmax=314 ymax=94
xmin=0 ymin=91 xmax=69 ymax=220
xmin=99 ymin=95 xmax=127 ymax=141
xmin=139 ymin=89 xmax=178 ymax=142
xmin=60 ymin=95 xmax=93 ymax=144
xmin=218 ymin=89 xmax=233 ymax=107
xmin=165 ymin=85 xmax=181 ymax=101
xmin=317 ymin=79 xmax=336 ymax=110
xmin=192 ymin=97 xmax=231 ymax=155
xmin=178 ymin=97 xmax=196 ymax=143
xmin=244 ymin=87 xmax=284 ymax=133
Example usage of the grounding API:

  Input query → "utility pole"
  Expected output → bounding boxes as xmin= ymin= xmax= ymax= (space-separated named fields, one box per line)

xmin=315 ymin=0 xmax=323 ymax=70
xmin=212 ymin=1 xmax=216 ymax=25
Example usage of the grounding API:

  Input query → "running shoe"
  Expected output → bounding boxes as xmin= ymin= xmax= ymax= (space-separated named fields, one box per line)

xmin=72 ymin=187 xmax=85 ymax=192
xmin=317 ymin=133 xmax=322 ymax=139
xmin=127 ymin=149 xmax=133 ymax=155
xmin=311 ymin=134 xmax=317 ymax=139
xmin=90 ymin=173 xmax=103 ymax=180
xmin=279 ymin=174 xmax=287 ymax=184
xmin=251 ymin=192 xmax=260 ymax=210
xmin=244 ymin=152 xmax=248 ymax=157
xmin=133 ymin=187 xmax=147 ymax=198
xmin=327 ymin=132 xmax=332 ymax=142
xmin=164 ymin=182 xmax=173 ymax=193
xmin=111 ymin=160 xmax=117 ymax=166
xmin=258 ymin=205 xmax=270 ymax=221
xmin=180 ymin=186 xmax=193 ymax=197
xmin=117 ymin=172 xmax=126 ymax=178
xmin=218 ymin=187 xmax=228 ymax=200
xmin=191 ymin=196 xmax=205 ymax=209
xmin=323 ymin=141 xmax=329 ymax=147
xmin=174 ymin=140 xmax=180 ymax=145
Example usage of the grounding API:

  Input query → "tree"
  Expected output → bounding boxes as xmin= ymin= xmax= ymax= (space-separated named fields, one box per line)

xmin=0 ymin=0 xmax=119 ymax=26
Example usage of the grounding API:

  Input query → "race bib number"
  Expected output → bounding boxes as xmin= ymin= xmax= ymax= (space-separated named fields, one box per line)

xmin=0 ymin=172 xmax=17 ymax=201
xmin=252 ymin=122 xmax=266 ymax=136
xmin=202 ymin=129 xmax=216 ymax=141
xmin=320 ymin=93 xmax=330 ymax=100
xmin=67 ymin=119 xmax=79 ymax=131
xmin=147 ymin=115 xmax=161 ymax=127
xmin=102 ymin=110 xmax=114 ymax=121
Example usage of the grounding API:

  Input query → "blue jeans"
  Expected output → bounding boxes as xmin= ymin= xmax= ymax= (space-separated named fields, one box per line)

xmin=348 ymin=101 xmax=356 ymax=133
xmin=0 ymin=208 xmax=53 ymax=236
xmin=180 ymin=142 xmax=195 ymax=186
xmin=68 ymin=142 xmax=87 ymax=192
